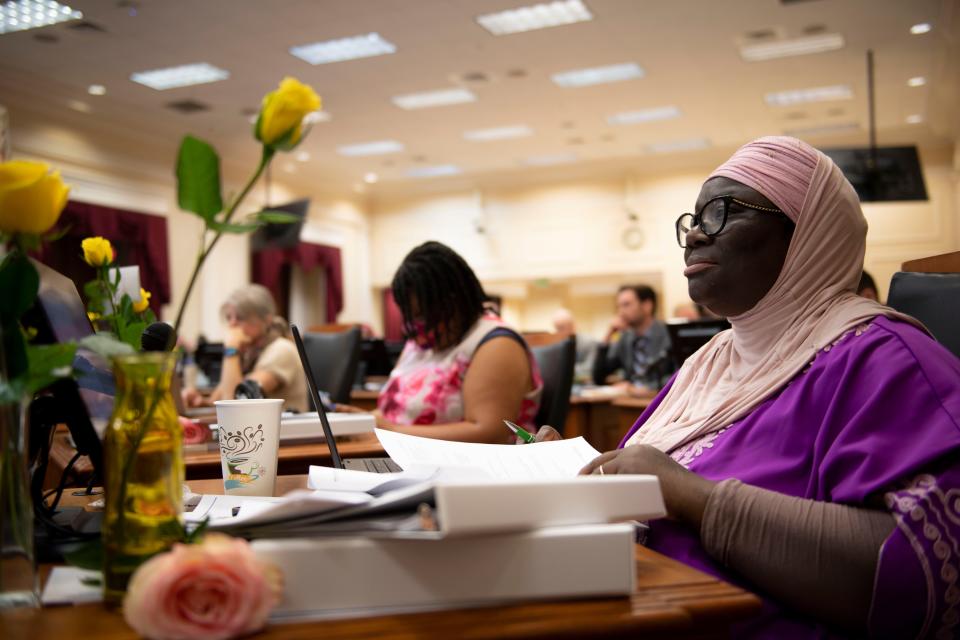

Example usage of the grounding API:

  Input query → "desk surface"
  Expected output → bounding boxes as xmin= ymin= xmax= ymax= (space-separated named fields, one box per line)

xmin=10 ymin=475 xmax=761 ymax=640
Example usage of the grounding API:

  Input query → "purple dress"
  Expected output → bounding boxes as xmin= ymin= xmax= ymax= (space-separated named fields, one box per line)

xmin=620 ymin=317 xmax=960 ymax=638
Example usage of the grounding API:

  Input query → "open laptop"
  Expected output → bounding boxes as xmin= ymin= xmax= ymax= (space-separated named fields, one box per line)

xmin=290 ymin=324 xmax=401 ymax=473
xmin=665 ymin=319 xmax=731 ymax=369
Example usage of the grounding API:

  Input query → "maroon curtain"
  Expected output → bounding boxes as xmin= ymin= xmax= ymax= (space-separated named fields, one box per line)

xmin=383 ymin=289 xmax=404 ymax=342
xmin=251 ymin=242 xmax=343 ymax=323
xmin=33 ymin=201 xmax=171 ymax=314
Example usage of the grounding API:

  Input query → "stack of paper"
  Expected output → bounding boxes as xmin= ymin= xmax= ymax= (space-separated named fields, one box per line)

xmin=194 ymin=430 xmax=666 ymax=619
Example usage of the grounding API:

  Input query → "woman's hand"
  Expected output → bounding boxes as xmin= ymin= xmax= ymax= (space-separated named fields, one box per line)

xmin=580 ymin=444 xmax=716 ymax=528
xmin=181 ymin=387 xmax=207 ymax=408
xmin=517 ymin=424 xmax=562 ymax=444
xmin=223 ymin=326 xmax=250 ymax=350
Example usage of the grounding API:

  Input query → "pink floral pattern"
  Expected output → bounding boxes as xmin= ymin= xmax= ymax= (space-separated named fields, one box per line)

xmin=378 ymin=316 xmax=542 ymax=430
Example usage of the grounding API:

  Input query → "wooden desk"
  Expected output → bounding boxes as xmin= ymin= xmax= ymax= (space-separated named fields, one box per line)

xmin=902 ymin=250 xmax=960 ymax=273
xmin=566 ymin=395 xmax=652 ymax=452
xmin=48 ymin=431 xmax=387 ymax=484
xmin=12 ymin=475 xmax=761 ymax=639
xmin=348 ymin=388 xmax=379 ymax=411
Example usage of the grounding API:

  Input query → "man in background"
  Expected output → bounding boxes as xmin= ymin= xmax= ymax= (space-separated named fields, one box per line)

xmin=592 ymin=285 xmax=674 ymax=395
xmin=551 ymin=308 xmax=597 ymax=384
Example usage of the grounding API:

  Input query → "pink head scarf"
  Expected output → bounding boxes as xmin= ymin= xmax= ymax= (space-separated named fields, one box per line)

xmin=627 ymin=136 xmax=924 ymax=453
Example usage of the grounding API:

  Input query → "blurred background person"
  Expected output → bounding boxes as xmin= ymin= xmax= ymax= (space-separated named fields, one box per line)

xmin=593 ymin=285 xmax=675 ymax=395
xmin=857 ymin=270 xmax=880 ymax=302
xmin=181 ymin=284 xmax=307 ymax=412
xmin=367 ymin=241 xmax=542 ymax=442
xmin=551 ymin=308 xmax=597 ymax=384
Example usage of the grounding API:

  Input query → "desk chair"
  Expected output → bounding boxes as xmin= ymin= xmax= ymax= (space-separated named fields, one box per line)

xmin=303 ymin=327 xmax=362 ymax=405
xmin=887 ymin=271 xmax=960 ymax=359
xmin=531 ymin=336 xmax=576 ymax=433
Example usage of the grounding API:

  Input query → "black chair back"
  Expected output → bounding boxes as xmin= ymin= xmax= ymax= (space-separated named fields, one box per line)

xmin=302 ymin=327 xmax=362 ymax=405
xmin=531 ymin=336 xmax=576 ymax=433
xmin=887 ymin=271 xmax=960 ymax=359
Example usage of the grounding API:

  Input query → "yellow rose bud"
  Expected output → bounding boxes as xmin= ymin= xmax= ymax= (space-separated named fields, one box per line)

xmin=133 ymin=288 xmax=152 ymax=313
xmin=255 ymin=77 xmax=321 ymax=149
xmin=87 ymin=311 xmax=101 ymax=322
xmin=82 ymin=236 xmax=114 ymax=267
xmin=0 ymin=160 xmax=70 ymax=235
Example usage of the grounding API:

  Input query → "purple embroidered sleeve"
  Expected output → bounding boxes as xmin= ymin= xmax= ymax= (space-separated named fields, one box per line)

xmin=872 ymin=469 xmax=960 ymax=639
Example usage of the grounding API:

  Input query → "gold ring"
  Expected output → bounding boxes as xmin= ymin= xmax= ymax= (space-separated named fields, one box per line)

xmin=599 ymin=465 xmax=605 ymax=476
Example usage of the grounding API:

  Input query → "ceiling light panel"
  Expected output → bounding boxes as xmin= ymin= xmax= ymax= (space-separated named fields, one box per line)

xmin=290 ymin=33 xmax=396 ymax=65
xmin=910 ymin=23 xmax=931 ymax=35
xmin=765 ymin=85 xmax=852 ymax=107
xmin=476 ymin=0 xmax=593 ymax=36
xmin=0 ymin=0 xmax=82 ymax=35
xmin=337 ymin=140 xmax=405 ymax=156
xmin=524 ymin=153 xmax=578 ymax=166
xmin=907 ymin=76 xmax=926 ymax=87
xmin=739 ymin=33 xmax=845 ymax=62
xmin=407 ymin=165 xmax=462 ymax=178
xmin=392 ymin=88 xmax=477 ymax=110
xmin=551 ymin=63 xmax=644 ymax=88
xmin=463 ymin=125 xmax=533 ymax=141
xmin=607 ymin=106 xmax=681 ymax=125
xmin=130 ymin=63 xmax=229 ymax=90
xmin=646 ymin=138 xmax=710 ymax=154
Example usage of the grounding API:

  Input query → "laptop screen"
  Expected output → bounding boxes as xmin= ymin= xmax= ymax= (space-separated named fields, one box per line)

xmin=290 ymin=323 xmax=345 ymax=469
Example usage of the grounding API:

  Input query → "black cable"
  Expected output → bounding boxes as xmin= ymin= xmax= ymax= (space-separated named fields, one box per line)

xmin=45 ymin=451 xmax=82 ymax=512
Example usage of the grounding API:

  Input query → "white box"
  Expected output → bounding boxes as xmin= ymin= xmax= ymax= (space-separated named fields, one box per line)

xmin=253 ymin=523 xmax=636 ymax=620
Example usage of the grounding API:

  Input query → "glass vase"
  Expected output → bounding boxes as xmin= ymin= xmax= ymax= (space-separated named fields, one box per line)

xmin=0 ymin=396 xmax=39 ymax=609
xmin=102 ymin=352 xmax=183 ymax=605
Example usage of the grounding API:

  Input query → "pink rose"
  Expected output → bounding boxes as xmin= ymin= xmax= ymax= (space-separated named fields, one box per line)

xmin=123 ymin=534 xmax=282 ymax=640
xmin=179 ymin=417 xmax=208 ymax=445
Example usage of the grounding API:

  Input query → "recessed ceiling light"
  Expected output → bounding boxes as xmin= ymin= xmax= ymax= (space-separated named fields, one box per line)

xmin=907 ymin=76 xmax=927 ymax=87
xmin=739 ymin=33 xmax=845 ymax=62
xmin=67 ymin=99 xmax=91 ymax=113
xmin=407 ymin=165 xmax=462 ymax=178
xmin=523 ymin=153 xmax=578 ymax=166
xmin=765 ymin=85 xmax=852 ymax=107
xmin=463 ymin=125 xmax=533 ymax=141
xmin=476 ymin=0 xmax=593 ymax=36
xmin=906 ymin=114 xmax=924 ymax=124
xmin=337 ymin=140 xmax=405 ymax=157
xmin=551 ymin=62 xmax=644 ymax=88
xmin=304 ymin=111 xmax=332 ymax=124
xmin=290 ymin=33 xmax=396 ymax=65
xmin=87 ymin=84 xmax=106 ymax=96
xmin=392 ymin=88 xmax=477 ymax=110
xmin=607 ymin=106 xmax=681 ymax=125
xmin=130 ymin=63 xmax=229 ymax=90
xmin=295 ymin=151 xmax=310 ymax=162
xmin=363 ymin=172 xmax=379 ymax=184
xmin=0 ymin=0 xmax=82 ymax=35
xmin=784 ymin=122 xmax=860 ymax=137
xmin=910 ymin=23 xmax=931 ymax=35
xmin=646 ymin=138 xmax=710 ymax=154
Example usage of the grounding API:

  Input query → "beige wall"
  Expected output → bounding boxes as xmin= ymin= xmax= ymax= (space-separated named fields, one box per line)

xmin=370 ymin=144 xmax=960 ymax=339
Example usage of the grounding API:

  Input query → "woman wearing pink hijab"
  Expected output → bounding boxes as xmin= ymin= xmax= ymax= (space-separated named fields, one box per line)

xmin=581 ymin=137 xmax=960 ymax=638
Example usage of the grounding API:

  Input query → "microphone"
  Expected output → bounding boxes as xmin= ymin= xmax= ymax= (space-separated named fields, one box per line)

xmin=141 ymin=322 xmax=178 ymax=352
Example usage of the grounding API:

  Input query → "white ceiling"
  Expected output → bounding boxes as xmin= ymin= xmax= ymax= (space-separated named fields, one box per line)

xmin=0 ymin=0 xmax=957 ymax=199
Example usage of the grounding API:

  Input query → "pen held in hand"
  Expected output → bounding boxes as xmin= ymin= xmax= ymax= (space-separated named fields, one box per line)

xmin=503 ymin=419 xmax=536 ymax=444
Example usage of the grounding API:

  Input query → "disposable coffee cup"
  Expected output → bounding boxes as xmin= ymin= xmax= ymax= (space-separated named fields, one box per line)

xmin=214 ymin=399 xmax=283 ymax=497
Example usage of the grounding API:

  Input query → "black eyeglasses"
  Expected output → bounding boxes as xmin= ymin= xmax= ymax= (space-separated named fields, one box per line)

xmin=675 ymin=195 xmax=784 ymax=248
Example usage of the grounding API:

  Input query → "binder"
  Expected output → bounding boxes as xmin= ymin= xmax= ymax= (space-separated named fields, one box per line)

xmin=253 ymin=523 xmax=637 ymax=620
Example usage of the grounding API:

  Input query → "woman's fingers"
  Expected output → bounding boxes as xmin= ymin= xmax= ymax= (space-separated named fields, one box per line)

xmin=579 ymin=450 xmax=619 ymax=475
xmin=534 ymin=425 xmax=562 ymax=442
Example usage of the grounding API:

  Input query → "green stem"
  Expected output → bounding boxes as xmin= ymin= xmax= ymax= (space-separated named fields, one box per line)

xmin=101 ymin=266 xmax=122 ymax=338
xmin=171 ymin=147 xmax=274 ymax=337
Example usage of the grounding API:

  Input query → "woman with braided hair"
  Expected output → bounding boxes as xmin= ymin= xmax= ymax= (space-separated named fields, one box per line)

xmin=371 ymin=241 xmax=542 ymax=442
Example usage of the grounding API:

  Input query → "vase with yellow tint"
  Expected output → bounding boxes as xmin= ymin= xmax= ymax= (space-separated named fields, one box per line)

xmin=102 ymin=352 xmax=183 ymax=605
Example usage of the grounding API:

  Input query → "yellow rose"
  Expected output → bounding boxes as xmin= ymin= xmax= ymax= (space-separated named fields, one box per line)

xmin=0 ymin=160 xmax=70 ymax=235
xmin=82 ymin=236 xmax=114 ymax=267
xmin=255 ymin=77 xmax=321 ymax=149
xmin=132 ymin=288 xmax=152 ymax=313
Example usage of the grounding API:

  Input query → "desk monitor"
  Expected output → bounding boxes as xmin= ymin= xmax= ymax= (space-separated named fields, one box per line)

xmin=24 ymin=260 xmax=112 ymax=479
xmin=666 ymin=319 xmax=731 ymax=369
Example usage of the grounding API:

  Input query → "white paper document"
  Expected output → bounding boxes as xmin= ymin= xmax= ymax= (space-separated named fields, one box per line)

xmin=374 ymin=428 xmax=603 ymax=480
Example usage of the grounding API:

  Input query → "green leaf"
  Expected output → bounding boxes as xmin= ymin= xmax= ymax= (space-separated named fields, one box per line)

xmin=120 ymin=321 xmax=146 ymax=351
xmin=141 ymin=308 xmax=157 ymax=325
xmin=177 ymin=135 xmax=223 ymax=220
xmin=185 ymin=518 xmax=210 ymax=543
xmin=1 ymin=320 xmax=28 ymax=380
xmin=80 ymin=576 xmax=103 ymax=587
xmin=24 ymin=342 xmax=76 ymax=392
xmin=61 ymin=539 xmax=104 ymax=572
xmin=254 ymin=210 xmax=301 ymax=224
xmin=207 ymin=219 xmax=260 ymax=234
xmin=80 ymin=333 xmax=135 ymax=359
xmin=0 ymin=251 xmax=39 ymax=321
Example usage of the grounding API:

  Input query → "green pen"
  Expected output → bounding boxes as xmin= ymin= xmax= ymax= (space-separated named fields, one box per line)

xmin=503 ymin=419 xmax=536 ymax=444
